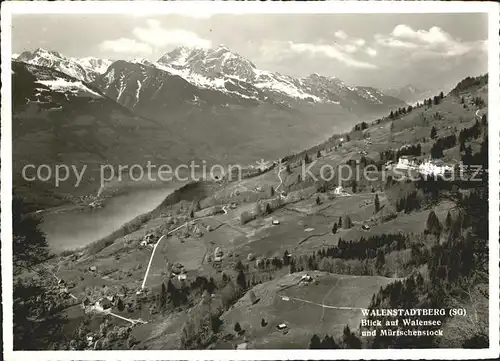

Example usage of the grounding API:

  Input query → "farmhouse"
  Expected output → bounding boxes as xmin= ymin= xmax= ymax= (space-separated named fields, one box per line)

xmin=300 ymin=274 xmax=313 ymax=283
xmin=276 ymin=323 xmax=288 ymax=330
xmin=96 ymin=298 xmax=112 ymax=310
xmin=236 ymin=342 xmax=248 ymax=350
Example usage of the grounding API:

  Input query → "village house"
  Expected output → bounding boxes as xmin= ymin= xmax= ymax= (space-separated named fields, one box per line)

xmin=300 ymin=274 xmax=313 ymax=283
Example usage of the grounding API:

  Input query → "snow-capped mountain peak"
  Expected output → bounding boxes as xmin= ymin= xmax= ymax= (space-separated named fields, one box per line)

xmin=72 ymin=57 xmax=113 ymax=75
xmin=16 ymin=48 xmax=111 ymax=83
xmin=130 ymin=58 xmax=153 ymax=66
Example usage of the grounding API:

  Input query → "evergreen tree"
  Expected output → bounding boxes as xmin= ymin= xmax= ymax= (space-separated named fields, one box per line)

xmin=321 ymin=335 xmax=338 ymax=349
xmin=316 ymin=196 xmax=321 ymax=205
xmin=426 ymin=210 xmax=442 ymax=238
xmin=160 ymin=283 xmax=167 ymax=309
xmin=375 ymin=249 xmax=385 ymax=273
xmin=234 ymin=322 xmax=242 ymax=333
xmin=317 ymin=150 xmax=321 ymax=158
xmin=234 ymin=260 xmax=245 ymax=271
xmin=430 ymin=126 xmax=437 ymax=139
xmin=342 ymin=215 xmax=353 ymax=229
xmin=236 ymin=270 xmax=247 ymax=290
xmin=265 ymin=203 xmax=272 ymax=215
xmin=117 ymin=297 xmax=125 ymax=312
xmin=439 ymin=91 xmax=444 ymax=99
xmin=261 ymin=318 xmax=267 ymax=327
xmin=332 ymin=223 xmax=338 ymax=234
xmin=445 ymin=211 xmax=452 ymax=231
xmin=309 ymin=334 xmax=322 ymax=349
xmin=352 ymin=180 xmax=357 ymax=194
xmin=304 ymin=153 xmax=311 ymax=164
xmin=338 ymin=216 xmax=342 ymax=228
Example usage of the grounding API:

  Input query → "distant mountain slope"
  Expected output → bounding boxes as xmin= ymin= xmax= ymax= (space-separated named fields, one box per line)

xmin=449 ymin=74 xmax=488 ymax=96
xmin=153 ymin=45 xmax=407 ymax=114
xmin=93 ymin=59 xmax=356 ymax=166
xmin=384 ymin=85 xmax=437 ymax=104
xmin=17 ymin=48 xmax=112 ymax=83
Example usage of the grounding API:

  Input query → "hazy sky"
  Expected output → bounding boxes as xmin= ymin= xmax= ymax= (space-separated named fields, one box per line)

xmin=12 ymin=13 xmax=488 ymax=89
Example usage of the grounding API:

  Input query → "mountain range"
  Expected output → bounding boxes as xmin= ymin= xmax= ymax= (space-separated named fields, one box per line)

xmin=16 ymin=48 xmax=113 ymax=83
xmin=16 ymin=47 xmax=407 ymax=114
xmin=12 ymin=46 xmax=410 ymax=207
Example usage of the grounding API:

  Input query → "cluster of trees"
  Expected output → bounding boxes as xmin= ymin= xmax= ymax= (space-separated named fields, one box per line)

xmin=318 ymin=233 xmax=408 ymax=261
xmin=472 ymin=96 xmax=485 ymax=107
xmin=366 ymin=274 xmax=441 ymax=348
xmin=458 ymin=120 xmax=482 ymax=146
xmin=179 ymin=270 xmax=250 ymax=349
xmin=12 ymin=197 xmax=71 ymax=350
xmin=309 ymin=325 xmax=361 ymax=349
xmin=430 ymin=134 xmax=457 ymax=159
xmin=241 ymin=198 xmax=282 ymax=225
xmin=398 ymin=144 xmax=422 ymax=158
xmin=366 ymin=176 xmax=488 ymax=348
xmin=331 ymin=215 xmax=349 ymax=234
xmin=462 ymin=136 xmax=488 ymax=170
xmin=423 ymin=92 xmax=444 ymax=107
xmin=353 ymin=121 xmax=369 ymax=131
xmin=379 ymin=143 xmax=422 ymax=164
xmin=389 ymin=104 xmax=414 ymax=120
xmin=395 ymin=190 xmax=423 ymax=213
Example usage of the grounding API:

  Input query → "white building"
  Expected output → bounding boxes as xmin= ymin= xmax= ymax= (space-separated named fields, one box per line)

xmin=418 ymin=160 xmax=454 ymax=176
xmin=392 ymin=157 xmax=453 ymax=177
xmin=300 ymin=274 xmax=313 ymax=283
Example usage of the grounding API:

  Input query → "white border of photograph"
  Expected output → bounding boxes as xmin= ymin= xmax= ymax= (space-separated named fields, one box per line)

xmin=2 ymin=1 xmax=499 ymax=360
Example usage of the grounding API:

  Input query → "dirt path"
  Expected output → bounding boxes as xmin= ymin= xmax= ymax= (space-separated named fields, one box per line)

xmin=318 ymin=278 xmax=341 ymax=328
xmin=279 ymin=294 xmax=363 ymax=311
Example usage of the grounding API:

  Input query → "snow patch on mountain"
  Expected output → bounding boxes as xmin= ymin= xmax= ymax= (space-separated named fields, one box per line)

xmin=73 ymin=57 xmax=113 ymax=75
xmin=37 ymin=78 xmax=102 ymax=98
xmin=134 ymin=80 xmax=142 ymax=106
xmin=17 ymin=48 xmax=111 ymax=83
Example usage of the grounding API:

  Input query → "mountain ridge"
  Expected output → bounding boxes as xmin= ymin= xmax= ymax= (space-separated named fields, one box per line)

xmin=16 ymin=46 xmax=407 ymax=115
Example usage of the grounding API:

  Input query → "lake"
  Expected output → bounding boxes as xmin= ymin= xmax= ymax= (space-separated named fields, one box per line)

xmin=40 ymin=186 xmax=176 ymax=251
